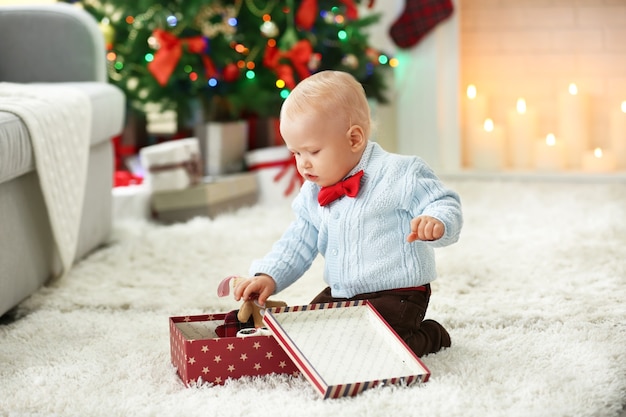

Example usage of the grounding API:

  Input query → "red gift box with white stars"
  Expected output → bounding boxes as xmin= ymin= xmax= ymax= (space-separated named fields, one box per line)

xmin=170 ymin=301 xmax=430 ymax=397
xmin=169 ymin=313 xmax=299 ymax=386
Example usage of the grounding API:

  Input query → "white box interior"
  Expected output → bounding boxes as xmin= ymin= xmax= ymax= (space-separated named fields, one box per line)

xmin=268 ymin=305 xmax=428 ymax=386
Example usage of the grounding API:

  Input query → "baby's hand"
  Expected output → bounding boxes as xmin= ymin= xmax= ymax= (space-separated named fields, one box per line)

xmin=233 ymin=274 xmax=276 ymax=306
xmin=407 ymin=216 xmax=445 ymax=242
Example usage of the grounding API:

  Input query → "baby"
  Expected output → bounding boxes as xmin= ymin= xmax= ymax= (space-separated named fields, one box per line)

xmin=235 ymin=70 xmax=463 ymax=357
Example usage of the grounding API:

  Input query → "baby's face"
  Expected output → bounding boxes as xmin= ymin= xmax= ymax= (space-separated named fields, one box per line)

xmin=281 ymin=112 xmax=360 ymax=187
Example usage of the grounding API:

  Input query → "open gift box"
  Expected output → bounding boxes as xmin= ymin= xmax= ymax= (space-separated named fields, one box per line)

xmin=169 ymin=301 xmax=430 ymax=398
xmin=169 ymin=313 xmax=299 ymax=386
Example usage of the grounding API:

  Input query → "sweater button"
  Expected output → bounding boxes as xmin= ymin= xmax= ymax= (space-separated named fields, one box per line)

xmin=331 ymin=248 xmax=338 ymax=256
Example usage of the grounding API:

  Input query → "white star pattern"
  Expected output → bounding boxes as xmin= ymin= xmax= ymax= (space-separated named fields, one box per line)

xmin=170 ymin=314 xmax=301 ymax=387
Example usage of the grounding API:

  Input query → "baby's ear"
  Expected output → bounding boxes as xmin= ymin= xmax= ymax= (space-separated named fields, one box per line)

xmin=347 ymin=124 xmax=366 ymax=150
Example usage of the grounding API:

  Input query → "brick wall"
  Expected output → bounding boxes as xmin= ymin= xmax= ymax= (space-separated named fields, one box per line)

xmin=460 ymin=0 xmax=626 ymax=157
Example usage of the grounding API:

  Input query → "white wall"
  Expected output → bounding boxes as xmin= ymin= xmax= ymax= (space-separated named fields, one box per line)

xmin=365 ymin=0 xmax=461 ymax=173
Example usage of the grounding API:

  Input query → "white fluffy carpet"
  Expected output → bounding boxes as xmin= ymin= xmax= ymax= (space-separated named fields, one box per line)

xmin=1 ymin=179 xmax=625 ymax=417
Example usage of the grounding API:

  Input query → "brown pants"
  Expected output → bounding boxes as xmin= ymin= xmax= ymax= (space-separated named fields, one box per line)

xmin=310 ymin=285 xmax=451 ymax=357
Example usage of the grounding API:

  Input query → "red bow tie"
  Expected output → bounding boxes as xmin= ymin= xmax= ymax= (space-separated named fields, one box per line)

xmin=318 ymin=170 xmax=364 ymax=206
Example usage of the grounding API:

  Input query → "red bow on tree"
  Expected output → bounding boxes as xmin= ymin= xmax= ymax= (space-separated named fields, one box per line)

xmin=263 ymin=39 xmax=313 ymax=89
xmin=147 ymin=29 xmax=218 ymax=86
xmin=296 ymin=0 xmax=361 ymax=30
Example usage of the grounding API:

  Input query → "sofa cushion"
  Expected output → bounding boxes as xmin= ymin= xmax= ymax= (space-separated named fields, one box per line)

xmin=0 ymin=81 xmax=125 ymax=184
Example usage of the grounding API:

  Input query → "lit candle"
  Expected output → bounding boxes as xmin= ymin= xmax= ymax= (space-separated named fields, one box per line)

xmin=472 ymin=118 xmax=506 ymax=171
xmin=507 ymin=97 xmax=537 ymax=170
xmin=558 ymin=83 xmax=590 ymax=169
xmin=464 ymin=84 xmax=488 ymax=168
xmin=609 ymin=100 xmax=626 ymax=170
xmin=465 ymin=85 xmax=487 ymax=124
xmin=582 ymin=147 xmax=617 ymax=173
xmin=534 ymin=133 xmax=566 ymax=171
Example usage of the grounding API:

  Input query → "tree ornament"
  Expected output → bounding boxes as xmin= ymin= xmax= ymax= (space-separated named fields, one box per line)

xmin=365 ymin=47 xmax=380 ymax=63
xmin=322 ymin=10 xmax=335 ymax=24
xmin=295 ymin=0 xmax=317 ymax=30
xmin=308 ymin=53 xmax=321 ymax=71
xmin=195 ymin=4 xmax=239 ymax=38
xmin=98 ymin=18 xmax=115 ymax=48
xmin=222 ymin=63 xmax=241 ymax=82
xmin=341 ymin=54 xmax=358 ymax=69
xmin=147 ymin=35 xmax=159 ymax=50
xmin=260 ymin=20 xmax=279 ymax=38
xmin=126 ymin=77 xmax=139 ymax=91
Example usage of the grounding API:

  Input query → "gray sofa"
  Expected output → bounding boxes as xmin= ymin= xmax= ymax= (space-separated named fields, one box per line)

xmin=0 ymin=4 xmax=125 ymax=317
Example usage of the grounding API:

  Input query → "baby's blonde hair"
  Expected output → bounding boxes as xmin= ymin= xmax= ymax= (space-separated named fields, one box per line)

xmin=281 ymin=70 xmax=371 ymax=139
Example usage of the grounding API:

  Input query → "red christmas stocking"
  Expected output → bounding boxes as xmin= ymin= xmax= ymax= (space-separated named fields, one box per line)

xmin=389 ymin=0 xmax=454 ymax=49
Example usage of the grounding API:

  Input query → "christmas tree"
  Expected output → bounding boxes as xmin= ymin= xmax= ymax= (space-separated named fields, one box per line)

xmin=66 ymin=0 xmax=396 ymax=126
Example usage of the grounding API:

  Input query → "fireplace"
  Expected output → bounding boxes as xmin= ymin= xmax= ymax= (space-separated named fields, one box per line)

xmin=375 ymin=0 xmax=626 ymax=176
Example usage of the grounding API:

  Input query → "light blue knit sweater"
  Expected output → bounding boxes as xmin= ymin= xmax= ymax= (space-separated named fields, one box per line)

xmin=249 ymin=141 xmax=463 ymax=298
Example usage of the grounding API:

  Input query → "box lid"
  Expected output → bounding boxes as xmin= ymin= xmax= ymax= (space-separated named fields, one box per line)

xmin=262 ymin=300 xmax=430 ymax=399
